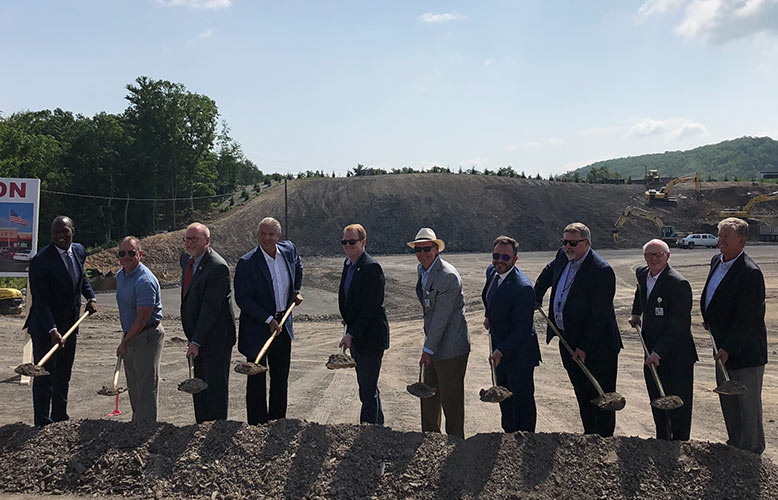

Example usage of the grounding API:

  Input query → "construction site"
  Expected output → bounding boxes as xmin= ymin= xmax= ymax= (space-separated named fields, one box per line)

xmin=1 ymin=174 xmax=777 ymax=499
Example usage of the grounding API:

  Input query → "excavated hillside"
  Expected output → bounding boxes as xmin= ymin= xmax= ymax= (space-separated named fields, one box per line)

xmin=85 ymin=174 xmax=778 ymax=280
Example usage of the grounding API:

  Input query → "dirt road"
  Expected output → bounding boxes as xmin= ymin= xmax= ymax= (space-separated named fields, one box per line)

xmin=2 ymin=246 xmax=776 ymax=461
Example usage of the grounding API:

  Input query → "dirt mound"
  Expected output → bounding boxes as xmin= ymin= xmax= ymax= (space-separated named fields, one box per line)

xmin=0 ymin=419 xmax=775 ymax=499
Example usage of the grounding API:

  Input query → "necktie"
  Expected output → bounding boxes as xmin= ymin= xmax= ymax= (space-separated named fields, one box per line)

xmin=183 ymin=258 xmax=194 ymax=295
xmin=64 ymin=251 xmax=78 ymax=289
xmin=486 ymin=274 xmax=499 ymax=306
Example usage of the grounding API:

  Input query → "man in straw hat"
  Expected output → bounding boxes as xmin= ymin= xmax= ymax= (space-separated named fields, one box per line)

xmin=408 ymin=227 xmax=470 ymax=438
xmin=701 ymin=217 xmax=767 ymax=454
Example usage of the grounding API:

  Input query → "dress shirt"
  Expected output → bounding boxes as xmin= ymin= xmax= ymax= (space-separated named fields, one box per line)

xmin=56 ymin=245 xmax=79 ymax=284
xmin=262 ymin=245 xmax=291 ymax=323
xmin=645 ymin=267 xmax=665 ymax=299
xmin=344 ymin=257 xmax=358 ymax=297
xmin=704 ymin=251 xmax=744 ymax=310
xmin=419 ymin=255 xmax=441 ymax=355
xmin=553 ymin=248 xmax=590 ymax=331
xmin=188 ymin=251 xmax=206 ymax=279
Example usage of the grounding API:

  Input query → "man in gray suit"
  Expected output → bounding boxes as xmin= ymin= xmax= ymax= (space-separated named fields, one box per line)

xmin=180 ymin=222 xmax=236 ymax=423
xmin=408 ymin=228 xmax=470 ymax=438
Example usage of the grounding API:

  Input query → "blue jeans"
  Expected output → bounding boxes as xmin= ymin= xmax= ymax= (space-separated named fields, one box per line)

xmin=350 ymin=345 xmax=384 ymax=425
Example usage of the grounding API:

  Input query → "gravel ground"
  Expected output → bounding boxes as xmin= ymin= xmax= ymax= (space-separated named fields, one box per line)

xmin=0 ymin=419 xmax=775 ymax=500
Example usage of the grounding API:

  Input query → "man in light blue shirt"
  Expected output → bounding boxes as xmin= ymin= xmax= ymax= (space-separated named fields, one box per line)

xmin=116 ymin=236 xmax=164 ymax=423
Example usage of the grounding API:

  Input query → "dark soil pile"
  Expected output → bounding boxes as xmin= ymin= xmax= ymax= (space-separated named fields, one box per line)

xmin=0 ymin=419 xmax=775 ymax=500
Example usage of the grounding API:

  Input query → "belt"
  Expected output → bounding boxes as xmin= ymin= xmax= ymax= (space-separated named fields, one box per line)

xmin=141 ymin=321 xmax=160 ymax=333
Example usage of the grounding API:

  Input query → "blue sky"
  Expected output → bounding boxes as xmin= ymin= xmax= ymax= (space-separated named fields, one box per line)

xmin=2 ymin=0 xmax=777 ymax=177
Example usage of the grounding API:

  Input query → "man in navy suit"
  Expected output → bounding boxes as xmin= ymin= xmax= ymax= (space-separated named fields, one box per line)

xmin=24 ymin=216 xmax=97 ymax=426
xmin=701 ymin=217 xmax=767 ymax=455
xmin=338 ymin=223 xmax=390 ymax=425
xmin=234 ymin=217 xmax=303 ymax=425
xmin=482 ymin=235 xmax=541 ymax=432
xmin=534 ymin=222 xmax=622 ymax=437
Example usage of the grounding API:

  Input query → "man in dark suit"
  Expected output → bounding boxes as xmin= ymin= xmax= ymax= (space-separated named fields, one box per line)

xmin=628 ymin=239 xmax=698 ymax=440
xmin=482 ymin=235 xmax=541 ymax=433
xmin=701 ymin=217 xmax=767 ymax=455
xmin=338 ymin=223 xmax=390 ymax=425
xmin=180 ymin=222 xmax=236 ymax=423
xmin=24 ymin=216 xmax=97 ymax=426
xmin=234 ymin=217 xmax=303 ymax=425
xmin=534 ymin=222 xmax=622 ymax=437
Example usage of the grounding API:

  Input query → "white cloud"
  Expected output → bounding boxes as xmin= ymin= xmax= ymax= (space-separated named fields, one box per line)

xmin=628 ymin=118 xmax=668 ymax=137
xmin=199 ymin=28 xmax=214 ymax=39
xmin=483 ymin=57 xmax=495 ymax=68
xmin=155 ymin=0 xmax=231 ymax=10
xmin=418 ymin=12 xmax=467 ymax=23
xmin=638 ymin=0 xmax=778 ymax=43
xmin=669 ymin=121 xmax=710 ymax=139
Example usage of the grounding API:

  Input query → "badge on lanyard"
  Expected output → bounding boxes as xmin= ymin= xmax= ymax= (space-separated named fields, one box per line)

xmin=654 ymin=296 xmax=664 ymax=317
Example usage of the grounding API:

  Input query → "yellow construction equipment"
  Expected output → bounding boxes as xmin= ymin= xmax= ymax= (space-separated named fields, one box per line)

xmin=612 ymin=205 xmax=685 ymax=247
xmin=644 ymin=173 xmax=701 ymax=205
xmin=720 ymin=191 xmax=778 ymax=218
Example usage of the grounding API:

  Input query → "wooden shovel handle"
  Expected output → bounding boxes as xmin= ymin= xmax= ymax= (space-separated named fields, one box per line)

xmin=708 ymin=332 xmax=732 ymax=382
xmin=37 ymin=311 xmax=90 ymax=367
xmin=252 ymin=303 xmax=296 ymax=364
xmin=634 ymin=325 xmax=667 ymax=398
xmin=187 ymin=353 xmax=195 ymax=380
xmin=488 ymin=334 xmax=497 ymax=387
xmin=537 ymin=308 xmax=606 ymax=397
xmin=112 ymin=356 xmax=122 ymax=389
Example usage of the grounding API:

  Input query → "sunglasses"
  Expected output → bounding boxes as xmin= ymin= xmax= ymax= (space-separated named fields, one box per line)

xmin=414 ymin=246 xmax=435 ymax=253
xmin=561 ymin=238 xmax=586 ymax=247
xmin=118 ymin=250 xmax=138 ymax=257
xmin=492 ymin=253 xmax=513 ymax=261
xmin=644 ymin=252 xmax=666 ymax=259
xmin=341 ymin=238 xmax=363 ymax=245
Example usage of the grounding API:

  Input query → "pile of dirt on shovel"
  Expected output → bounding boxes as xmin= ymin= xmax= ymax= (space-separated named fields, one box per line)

xmin=0 ymin=419 xmax=776 ymax=500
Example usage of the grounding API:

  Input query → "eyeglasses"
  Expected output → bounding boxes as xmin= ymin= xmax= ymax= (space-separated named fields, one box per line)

xmin=644 ymin=252 xmax=666 ymax=259
xmin=414 ymin=246 xmax=435 ymax=253
xmin=182 ymin=236 xmax=201 ymax=243
xmin=341 ymin=238 xmax=363 ymax=246
xmin=561 ymin=239 xmax=586 ymax=247
xmin=492 ymin=253 xmax=513 ymax=261
xmin=118 ymin=250 xmax=138 ymax=257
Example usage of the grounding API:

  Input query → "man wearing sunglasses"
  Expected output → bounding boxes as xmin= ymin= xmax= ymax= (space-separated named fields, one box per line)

xmin=408 ymin=227 xmax=470 ymax=438
xmin=628 ymin=239 xmax=697 ymax=441
xmin=534 ymin=222 xmax=622 ymax=437
xmin=338 ymin=224 xmax=389 ymax=424
xmin=180 ymin=222 xmax=236 ymax=423
xmin=115 ymin=236 xmax=164 ymax=423
xmin=482 ymin=236 xmax=541 ymax=432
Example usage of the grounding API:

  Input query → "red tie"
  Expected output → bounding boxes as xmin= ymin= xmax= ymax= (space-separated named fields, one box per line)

xmin=183 ymin=259 xmax=194 ymax=295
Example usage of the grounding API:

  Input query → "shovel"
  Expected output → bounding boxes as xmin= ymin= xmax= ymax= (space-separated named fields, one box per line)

xmin=406 ymin=364 xmax=436 ymax=399
xmin=538 ymin=308 xmax=626 ymax=411
xmin=235 ymin=303 xmax=296 ymax=375
xmin=326 ymin=325 xmax=356 ymax=369
xmin=479 ymin=335 xmax=513 ymax=403
xmin=15 ymin=311 xmax=90 ymax=377
xmin=708 ymin=333 xmax=747 ymax=396
xmin=634 ymin=325 xmax=683 ymax=410
xmin=177 ymin=353 xmax=208 ymax=394
xmin=97 ymin=356 xmax=127 ymax=396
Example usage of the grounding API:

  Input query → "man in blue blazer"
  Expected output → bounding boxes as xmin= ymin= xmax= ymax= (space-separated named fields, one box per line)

xmin=482 ymin=235 xmax=541 ymax=432
xmin=234 ymin=217 xmax=303 ymax=425
xmin=24 ymin=216 xmax=97 ymax=426
xmin=534 ymin=222 xmax=622 ymax=437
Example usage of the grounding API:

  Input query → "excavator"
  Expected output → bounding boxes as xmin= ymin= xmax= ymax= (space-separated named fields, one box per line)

xmin=720 ymin=191 xmax=778 ymax=218
xmin=612 ymin=205 xmax=686 ymax=247
xmin=644 ymin=173 xmax=701 ymax=205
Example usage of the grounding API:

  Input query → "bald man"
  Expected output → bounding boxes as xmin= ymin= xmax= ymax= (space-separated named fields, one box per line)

xmin=629 ymin=239 xmax=698 ymax=440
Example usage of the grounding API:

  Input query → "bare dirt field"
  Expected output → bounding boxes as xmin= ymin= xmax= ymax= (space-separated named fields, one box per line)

xmin=1 ymin=245 xmax=777 ymax=498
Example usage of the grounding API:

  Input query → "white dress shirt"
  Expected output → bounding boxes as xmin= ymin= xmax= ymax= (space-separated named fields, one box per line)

xmin=261 ymin=245 xmax=291 ymax=323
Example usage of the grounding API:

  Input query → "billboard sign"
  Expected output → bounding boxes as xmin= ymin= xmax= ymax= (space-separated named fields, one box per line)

xmin=0 ymin=178 xmax=40 ymax=277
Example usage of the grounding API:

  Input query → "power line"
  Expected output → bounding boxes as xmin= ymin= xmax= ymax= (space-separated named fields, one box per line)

xmin=41 ymin=189 xmax=232 ymax=202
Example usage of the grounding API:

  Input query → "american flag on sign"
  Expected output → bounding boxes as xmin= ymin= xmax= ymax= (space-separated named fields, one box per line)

xmin=9 ymin=209 xmax=26 ymax=226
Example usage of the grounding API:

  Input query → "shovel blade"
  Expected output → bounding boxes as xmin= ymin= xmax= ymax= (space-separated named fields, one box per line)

xmin=177 ymin=378 xmax=208 ymax=394
xmin=15 ymin=363 xmax=49 ymax=377
xmin=234 ymin=362 xmax=267 ymax=376
xmin=714 ymin=380 xmax=747 ymax=396
xmin=650 ymin=395 xmax=684 ymax=410
xmin=97 ymin=386 xmax=128 ymax=396
xmin=406 ymin=382 xmax=436 ymax=399
xmin=326 ymin=353 xmax=356 ymax=370
xmin=479 ymin=386 xmax=513 ymax=403
xmin=591 ymin=392 xmax=626 ymax=411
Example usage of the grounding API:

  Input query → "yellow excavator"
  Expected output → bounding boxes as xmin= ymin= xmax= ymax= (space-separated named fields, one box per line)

xmin=612 ymin=205 xmax=685 ymax=247
xmin=720 ymin=191 xmax=778 ymax=218
xmin=644 ymin=173 xmax=701 ymax=205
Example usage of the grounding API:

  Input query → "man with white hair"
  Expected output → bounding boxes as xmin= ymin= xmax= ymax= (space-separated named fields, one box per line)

xmin=701 ymin=217 xmax=767 ymax=455
xmin=629 ymin=239 xmax=697 ymax=440
xmin=235 ymin=217 xmax=303 ymax=425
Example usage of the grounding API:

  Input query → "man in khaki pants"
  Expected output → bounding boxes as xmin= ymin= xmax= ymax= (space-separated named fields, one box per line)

xmin=409 ymin=228 xmax=470 ymax=438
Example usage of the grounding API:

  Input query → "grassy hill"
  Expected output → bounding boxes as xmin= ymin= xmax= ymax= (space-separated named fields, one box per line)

xmin=571 ymin=136 xmax=778 ymax=181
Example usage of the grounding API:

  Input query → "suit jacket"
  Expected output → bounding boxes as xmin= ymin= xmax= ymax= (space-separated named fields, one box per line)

xmin=534 ymin=248 xmax=622 ymax=360
xmin=338 ymin=252 xmax=389 ymax=354
xmin=483 ymin=265 xmax=541 ymax=369
xmin=180 ymin=247 xmax=236 ymax=356
xmin=631 ymin=264 xmax=698 ymax=366
xmin=415 ymin=257 xmax=470 ymax=361
xmin=234 ymin=241 xmax=303 ymax=359
xmin=24 ymin=243 xmax=95 ymax=340
xmin=701 ymin=252 xmax=767 ymax=370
